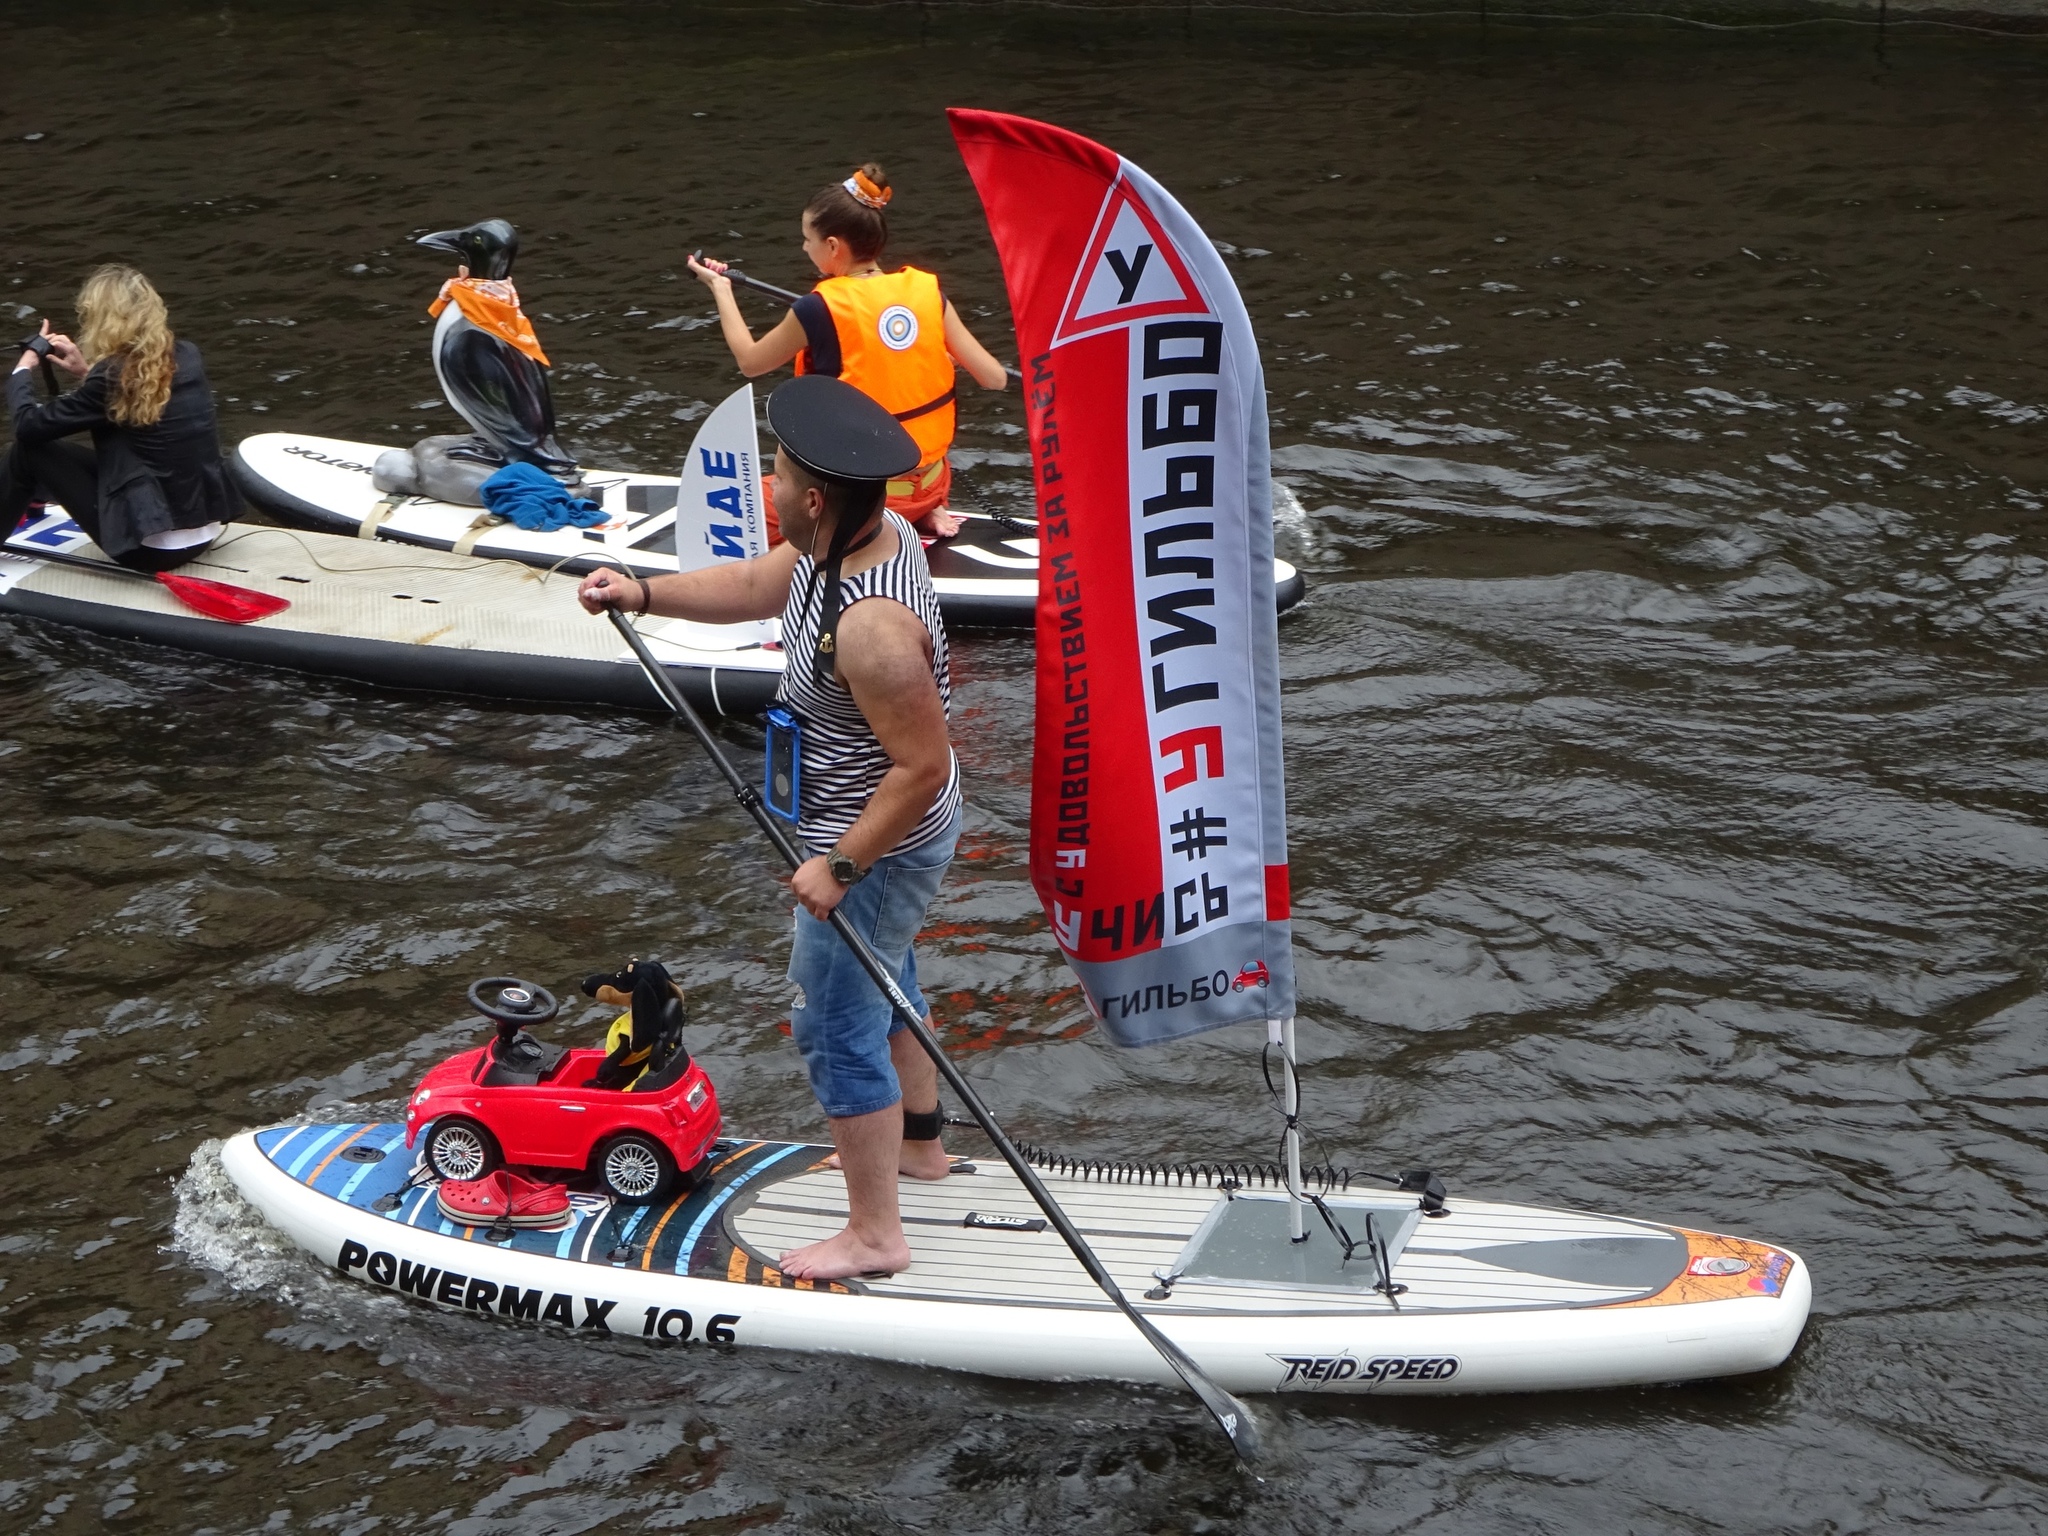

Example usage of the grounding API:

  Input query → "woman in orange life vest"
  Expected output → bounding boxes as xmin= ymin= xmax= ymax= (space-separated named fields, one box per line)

xmin=686 ymin=163 xmax=1008 ymax=539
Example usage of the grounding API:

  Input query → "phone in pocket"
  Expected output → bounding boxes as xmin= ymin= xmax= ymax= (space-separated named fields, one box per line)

xmin=763 ymin=707 xmax=800 ymax=822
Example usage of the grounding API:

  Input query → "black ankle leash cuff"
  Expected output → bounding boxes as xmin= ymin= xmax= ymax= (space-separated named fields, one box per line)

xmin=902 ymin=1105 xmax=943 ymax=1141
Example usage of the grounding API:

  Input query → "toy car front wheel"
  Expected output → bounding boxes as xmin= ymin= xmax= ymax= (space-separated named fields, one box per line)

xmin=424 ymin=1115 xmax=502 ymax=1184
xmin=595 ymin=1132 xmax=677 ymax=1204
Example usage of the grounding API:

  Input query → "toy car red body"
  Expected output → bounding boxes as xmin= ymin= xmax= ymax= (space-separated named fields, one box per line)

xmin=405 ymin=976 xmax=722 ymax=1204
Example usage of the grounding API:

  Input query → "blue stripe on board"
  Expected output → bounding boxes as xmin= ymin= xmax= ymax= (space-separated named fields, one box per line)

xmin=677 ymin=1143 xmax=811 ymax=1267
xmin=403 ymin=1185 xmax=436 ymax=1227
xmin=335 ymin=1127 xmax=410 ymax=1205
xmin=274 ymin=1128 xmax=813 ymax=1272
xmin=286 ymin=1124 xmax=353 ymax=1180
xmin=554 ymin=1213 xmax=590 ymax=1259
xmin=308 ymin=1128 xmax=378 ymax=1196
xmin=609 ymin=1204 xmax=654 ymax=1254
xmin=643 ymin=1144 xmax=781 ymax=1272
xmin=257 ymin=1126 xmax=309 ymax=1162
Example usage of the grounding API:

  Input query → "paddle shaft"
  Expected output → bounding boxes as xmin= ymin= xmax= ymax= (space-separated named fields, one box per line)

xmin=607 ymin=609 xmax=1259 ymax=1460
xmin=696 ymin=254 xmax=1026 ymax=387
xmin=19 ymin=545 xmax=159 ymax=584
xmin=703 ymin=261 xmax=803 ymax=307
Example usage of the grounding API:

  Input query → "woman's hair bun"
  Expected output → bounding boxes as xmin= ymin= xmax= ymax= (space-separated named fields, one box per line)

xmin=806 ymin=161 xmax=893 ymax=260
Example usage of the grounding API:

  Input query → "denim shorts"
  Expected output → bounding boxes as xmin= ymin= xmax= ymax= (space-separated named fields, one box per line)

xmin=786 ymin=808 xmax=960 ymax=1119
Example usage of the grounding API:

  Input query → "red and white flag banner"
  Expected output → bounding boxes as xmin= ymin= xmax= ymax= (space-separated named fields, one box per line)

xmin=950 ymin=108 xmax=1295 ymax=1046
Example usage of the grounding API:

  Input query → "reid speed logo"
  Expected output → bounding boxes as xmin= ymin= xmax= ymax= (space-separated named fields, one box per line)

xmin=1272 ymin=1353 xmax=1461 ymax=1388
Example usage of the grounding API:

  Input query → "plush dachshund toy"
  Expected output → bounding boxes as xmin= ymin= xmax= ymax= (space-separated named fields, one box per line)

xmin=580 ymin=959 xmax=689 ymax=1091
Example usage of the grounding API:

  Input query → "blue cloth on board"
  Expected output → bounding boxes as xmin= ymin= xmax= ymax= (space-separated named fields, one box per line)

xmin=478 ymin=462 xmax=606 ymax=531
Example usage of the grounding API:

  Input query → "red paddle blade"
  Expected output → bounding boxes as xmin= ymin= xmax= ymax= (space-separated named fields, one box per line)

xmin=153 ymin=571 xmax=290 ymax=624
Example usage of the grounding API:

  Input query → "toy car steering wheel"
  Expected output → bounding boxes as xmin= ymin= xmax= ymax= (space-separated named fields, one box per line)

xmin=467 ymin=976 xmax=560 ymax=1029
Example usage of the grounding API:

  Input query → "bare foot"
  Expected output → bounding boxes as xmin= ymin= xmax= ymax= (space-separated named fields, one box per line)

xmin=822 ymin=1144 xmax=954 ymax=1181
xmin=914 ymin=508 xmax=963 ymax=539
xmin=780 ymin=1225 xmax=911 ymax=1280
xmin=900 ymin=1139 xmax=953 ymax=1181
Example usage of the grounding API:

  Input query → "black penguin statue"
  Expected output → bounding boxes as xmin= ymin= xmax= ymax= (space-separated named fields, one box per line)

xmin=417 ymin=219 xmax=579 ymax=481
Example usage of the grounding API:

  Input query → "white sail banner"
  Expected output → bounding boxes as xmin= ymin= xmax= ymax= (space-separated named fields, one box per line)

xmin=673 ymin=382 xmax=775 ymax=643
xmin=952 ymin=109 xmax=1295 ymax=1045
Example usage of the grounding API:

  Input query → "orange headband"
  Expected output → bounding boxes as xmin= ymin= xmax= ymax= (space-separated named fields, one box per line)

xmin=843 ymin=170 xmax=892 ymax=210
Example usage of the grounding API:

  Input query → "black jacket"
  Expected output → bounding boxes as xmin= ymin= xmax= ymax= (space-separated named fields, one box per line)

xmin=6 ymin=339 xmax=239 ymax=559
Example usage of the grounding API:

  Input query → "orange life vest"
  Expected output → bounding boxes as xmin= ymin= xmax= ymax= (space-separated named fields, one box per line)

xmin=797 ymin=267 xmax=956 ymax=477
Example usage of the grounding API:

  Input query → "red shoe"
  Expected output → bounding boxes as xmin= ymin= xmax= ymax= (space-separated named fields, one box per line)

xmin=437 ymin=1172 xmax=511 ymax=1225
xmin=435 ymin=1170 xmax=571 ymax=1229
xmin=500 ymin=1170 xmax=572 ymax=1227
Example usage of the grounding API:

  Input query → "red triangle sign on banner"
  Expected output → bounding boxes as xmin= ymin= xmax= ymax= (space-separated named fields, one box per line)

xmin=1051 ymin=175 xmax=1212 ymax=346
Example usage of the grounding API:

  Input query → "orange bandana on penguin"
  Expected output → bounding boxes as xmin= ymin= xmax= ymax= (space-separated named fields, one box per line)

xmin=428 ymin=277 xmax=550 ymax=366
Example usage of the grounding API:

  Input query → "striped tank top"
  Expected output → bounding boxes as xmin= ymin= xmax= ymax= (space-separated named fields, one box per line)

xmin=777 ymin=511 xmax=961 ymax=855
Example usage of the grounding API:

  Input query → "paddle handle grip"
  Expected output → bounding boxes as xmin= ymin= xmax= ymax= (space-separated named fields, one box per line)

xmin=693 ymin=252 xmax=804 ymax=308
xmin=605 ymin=609 xmax=1259 ymax=1459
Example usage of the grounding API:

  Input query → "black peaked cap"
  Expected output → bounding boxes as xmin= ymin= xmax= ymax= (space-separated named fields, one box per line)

xmin=768 ymin=374 xmax=919 ymax=484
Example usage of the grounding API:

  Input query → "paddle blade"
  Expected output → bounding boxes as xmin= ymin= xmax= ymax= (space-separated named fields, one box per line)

xmin=1135 ymin=1316 xmax=1263 ymax=1461
xmin=154 ymin=571 xmax=290 ymax=624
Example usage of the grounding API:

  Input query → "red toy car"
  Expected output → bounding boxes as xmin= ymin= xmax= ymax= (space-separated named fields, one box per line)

xmin=405 ymin=975 xmax=722 ymax=1203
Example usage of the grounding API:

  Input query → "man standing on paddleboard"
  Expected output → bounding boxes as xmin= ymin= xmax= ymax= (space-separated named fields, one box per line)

xmin=687 ymin=163 xmax=1008 ymax=539
xmin=577 ymin=373 xmax=960 ymax=1282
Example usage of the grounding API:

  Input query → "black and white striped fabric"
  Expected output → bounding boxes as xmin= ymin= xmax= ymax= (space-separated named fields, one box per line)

xmin=777 ymin=512 xmax=961 ymax=856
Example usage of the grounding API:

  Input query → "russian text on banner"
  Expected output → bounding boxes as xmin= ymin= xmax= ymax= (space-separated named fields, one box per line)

xmin=950 ymin=108 xmax=1295 ymax=1046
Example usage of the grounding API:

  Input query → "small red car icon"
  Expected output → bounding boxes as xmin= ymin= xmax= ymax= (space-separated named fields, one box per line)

xmin=1231 ymin=961 xmax=1270 ymax=993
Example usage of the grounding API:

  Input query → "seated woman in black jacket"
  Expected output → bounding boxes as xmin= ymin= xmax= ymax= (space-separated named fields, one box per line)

xmin=3 ymin=264 xmax=240 ymax=571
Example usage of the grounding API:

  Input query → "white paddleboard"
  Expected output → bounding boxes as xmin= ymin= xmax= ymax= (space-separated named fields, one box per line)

xmin=0 ymin=510 xmax=782 ymax=715
xmin=231 ymin=389 xmax=1308 ymax=630
xmin=216 ymin=1119 xmax=1810 ymax=1398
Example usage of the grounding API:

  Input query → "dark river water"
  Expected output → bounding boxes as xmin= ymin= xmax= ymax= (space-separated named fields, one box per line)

xmin=3 ymin=3 xmax=2046 ymax=1531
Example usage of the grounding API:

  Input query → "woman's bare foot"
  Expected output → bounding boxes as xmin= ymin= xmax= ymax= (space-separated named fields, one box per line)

xmin=780 ymin=1225 xmax=911 ymax=1281
xmin=913 ymin=507 xmax=963 ymax=539
xmin=822 ymin=1144 xmax=954 ymax=1181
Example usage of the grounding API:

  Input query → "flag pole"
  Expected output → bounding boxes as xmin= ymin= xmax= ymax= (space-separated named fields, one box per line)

xmin=607 ymin=609 xmax=1262 ymax=1462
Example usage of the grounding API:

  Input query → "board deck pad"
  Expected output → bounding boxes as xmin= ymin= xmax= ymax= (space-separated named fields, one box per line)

xmin=252 ymin=1122 xmax=1795 ymax=1316
xmin=1174 ymin=1192 xmax=1428 ymax=1294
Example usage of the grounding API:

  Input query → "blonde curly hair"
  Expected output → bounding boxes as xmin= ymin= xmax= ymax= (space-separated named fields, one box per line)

xmin=76 ymin=264 xmax=176 ymax=427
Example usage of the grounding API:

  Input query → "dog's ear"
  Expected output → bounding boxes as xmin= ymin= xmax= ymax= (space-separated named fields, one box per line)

xmin=630 ymin=961 xmax=686 ymax=1034
xmin=581 ymin=966 xmax=632 ymax=1000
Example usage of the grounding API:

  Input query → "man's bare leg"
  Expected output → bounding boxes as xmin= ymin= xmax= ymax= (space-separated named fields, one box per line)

xmin=891 ymin=1026 xmax=952 ymax=1181
xmin=780 ymin=1103 xmax=913 ymax=1280
xmin=823 ymin=1023 xmax=953 ymax=1180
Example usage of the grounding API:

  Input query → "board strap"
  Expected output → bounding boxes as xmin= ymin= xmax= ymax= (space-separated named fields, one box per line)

xmin=359 ymin=495 xmax=402 ymax=539
xmin=452 ymin=514 xmax=501 ymax=556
